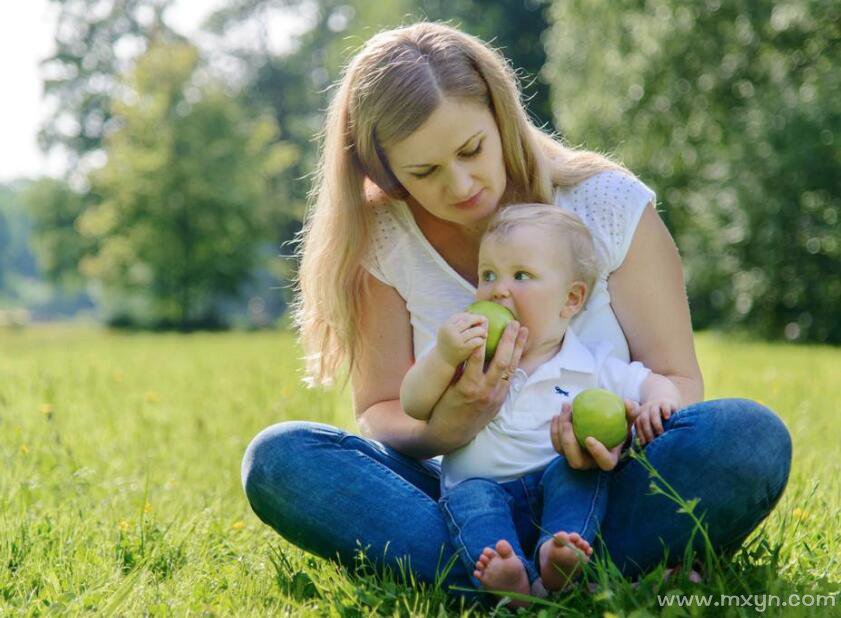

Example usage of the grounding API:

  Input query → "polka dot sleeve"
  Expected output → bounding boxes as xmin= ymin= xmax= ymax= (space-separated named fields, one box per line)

xmin=559 ymin=171 xmax=656 ymax=273
xmin=361 ymin=203 xmax=399 ymax=285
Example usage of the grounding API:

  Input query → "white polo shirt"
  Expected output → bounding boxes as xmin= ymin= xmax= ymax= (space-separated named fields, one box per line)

xmin=440 ymin=328 xmax=651 ymax=491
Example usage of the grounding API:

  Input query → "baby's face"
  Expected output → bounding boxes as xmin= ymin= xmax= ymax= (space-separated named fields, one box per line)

xmin=476 ymin=226 xmax=577 ymax=350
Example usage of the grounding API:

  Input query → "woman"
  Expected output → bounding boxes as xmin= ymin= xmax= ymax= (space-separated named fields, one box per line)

xmin=241 ymin=22 xmax=791 ymax=595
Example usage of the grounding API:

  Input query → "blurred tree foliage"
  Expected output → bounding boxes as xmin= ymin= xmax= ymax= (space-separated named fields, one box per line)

xmin=0 ymin=183 xmax=41 ymax=296
xmin=546 ymin=0 xmax=840 ymax=343
xmin=77 ymin=41 xmax=292 ymax=328
xmin=20 ymin=179 xmax=89 ymax=291
xmin=414 ymin=0 xmax=553 ymax=129
xmin=40 ymin=0 xmax=180 ymax=172
xmin=1 ymin=182 xmax=93 ymax=317
xmin=0 ymin=194 xmax=10 ymax=292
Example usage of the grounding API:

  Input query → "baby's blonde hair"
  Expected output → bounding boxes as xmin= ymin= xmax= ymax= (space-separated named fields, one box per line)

xmin=483 ymin=204 xmax=602 ymax=300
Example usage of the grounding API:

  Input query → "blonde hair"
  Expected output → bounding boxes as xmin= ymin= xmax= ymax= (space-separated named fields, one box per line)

xmin=293 ymin=21 xmax=626 ymax=387
xmin=483 ymin=203 xmax=601 ymax=300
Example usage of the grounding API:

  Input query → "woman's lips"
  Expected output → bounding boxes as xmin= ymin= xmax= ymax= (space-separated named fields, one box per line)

xmin=453 ymin=189 xmax=484 ymax=209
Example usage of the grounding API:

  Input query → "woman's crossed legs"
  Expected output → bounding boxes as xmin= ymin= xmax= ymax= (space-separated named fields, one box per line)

xmin=242 ymin=399 xmax=791 ymax=596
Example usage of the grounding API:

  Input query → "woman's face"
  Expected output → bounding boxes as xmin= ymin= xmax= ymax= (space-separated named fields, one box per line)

xmin=383 ymin=97 xmax=507 ymax=229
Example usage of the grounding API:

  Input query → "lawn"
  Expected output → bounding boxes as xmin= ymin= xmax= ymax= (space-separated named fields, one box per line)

xmin=1 ymin=326 xmax=839 ymax=615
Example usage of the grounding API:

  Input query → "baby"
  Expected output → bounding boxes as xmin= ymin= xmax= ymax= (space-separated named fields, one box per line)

xmin=400 ymin=203 xmax=681 ymax=602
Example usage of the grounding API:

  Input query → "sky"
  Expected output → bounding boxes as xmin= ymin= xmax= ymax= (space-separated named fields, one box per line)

xmin=0 ymin=0 xmax=302 ymax=184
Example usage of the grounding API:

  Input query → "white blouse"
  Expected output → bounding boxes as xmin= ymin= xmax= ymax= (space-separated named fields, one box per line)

xmin=363 ymin=170 xmax=655 ymax=363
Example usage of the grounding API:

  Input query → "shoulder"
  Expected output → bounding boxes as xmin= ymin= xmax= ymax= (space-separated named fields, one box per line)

xmin=364 ymin=201 xmax=409 ymax=284
xmin=556 ymin=170 xmax=655 ymax=217
xmin=369 ymin=201 xmax=403 ymax=246
xmin=554 ymin=170 xmax=656 ymax=273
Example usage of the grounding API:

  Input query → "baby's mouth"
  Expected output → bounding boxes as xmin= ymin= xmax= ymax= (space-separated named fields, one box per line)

xmin=500 ymin=303 xmax=518 ymax=321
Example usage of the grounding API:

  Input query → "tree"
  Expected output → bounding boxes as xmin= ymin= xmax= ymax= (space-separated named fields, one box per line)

xmin=40 ymin=0 xmax=180 ymax=173
xmin=0 ymin=191 xmax=10 ymax=292
xmin=19 ymin=178 xmax=89 ymax=291
xmin=545 ymin=0 xmax=841 ymax=343
xmin=414 ymin=0 xmax=554 ymax=130
xmin=80 ymin=41 xmax=292 ymax=328
xmin=0 ymin=183 xmax=41 ymax=299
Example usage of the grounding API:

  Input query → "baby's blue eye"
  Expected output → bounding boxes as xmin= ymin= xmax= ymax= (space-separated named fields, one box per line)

xmin=514 ymin=271 xmax=531 ymax=280
xmin=481 ymin=271 xmax=496 ymax=282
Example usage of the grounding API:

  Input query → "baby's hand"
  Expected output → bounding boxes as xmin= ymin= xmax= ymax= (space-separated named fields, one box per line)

xmin=634 ymin=398 xmax=679 ymax=445
xmin=436 ymin=313 xmax=488 ymax=367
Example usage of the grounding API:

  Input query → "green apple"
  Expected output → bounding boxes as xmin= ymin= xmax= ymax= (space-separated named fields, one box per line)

xmin=572 ymin=388 xmax=628 ymax=449
xmin=465 ymin=300 xmax=515 ymax=361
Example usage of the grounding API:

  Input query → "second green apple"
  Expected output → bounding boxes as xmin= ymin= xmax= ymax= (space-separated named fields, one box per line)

xmin=572 ymin=388 xmax=628 ymax=449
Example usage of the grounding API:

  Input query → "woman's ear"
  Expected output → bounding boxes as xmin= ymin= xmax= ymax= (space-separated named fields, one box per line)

xmin=560 ymin=281 xmax=588 ymax=319
xmin=363 ymin=178 xmax=389 ymax=207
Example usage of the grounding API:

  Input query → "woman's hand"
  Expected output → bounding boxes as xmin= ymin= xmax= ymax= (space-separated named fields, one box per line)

xmin=550 ymin=399 xmax=640 ymax=471
xmin=427 ymin=321 xmax=529 ymax=453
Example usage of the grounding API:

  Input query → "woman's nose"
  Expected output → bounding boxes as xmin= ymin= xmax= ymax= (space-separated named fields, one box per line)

xmin=446 ymin=164 xmax=473 ymax=200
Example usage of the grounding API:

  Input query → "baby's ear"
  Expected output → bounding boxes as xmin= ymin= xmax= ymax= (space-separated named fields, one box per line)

xmin=561 ymin=281 xmax=588 ymax=319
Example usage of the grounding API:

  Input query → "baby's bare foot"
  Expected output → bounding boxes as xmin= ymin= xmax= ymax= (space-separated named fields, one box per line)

xmin=538 ymin=531 xmax=592 ymax=591
xmin=474 ymin=539 xmax=531 ymax=607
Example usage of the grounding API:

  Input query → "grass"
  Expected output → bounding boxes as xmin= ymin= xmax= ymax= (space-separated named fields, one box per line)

xmin=0 ymin=325 xmax=839 ymax=616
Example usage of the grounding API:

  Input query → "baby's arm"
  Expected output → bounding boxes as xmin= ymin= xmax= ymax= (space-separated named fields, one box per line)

xmin=635 ymin=373 xmax=682 ymax=444
xmin=400 ymin=313 xmax=487 ymax=420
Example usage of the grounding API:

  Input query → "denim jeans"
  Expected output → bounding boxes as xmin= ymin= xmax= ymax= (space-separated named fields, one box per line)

xmin=440 ymin=457 xmax=609 ymax=588
xmin=241 ymin=399 xmax=791 ymax=595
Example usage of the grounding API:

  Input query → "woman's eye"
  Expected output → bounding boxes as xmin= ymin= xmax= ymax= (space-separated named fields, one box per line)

xmin=514 ymin=271 xmax=531 ymax=281
xmin=459 ymin=141 xmax=483 ymax=158
xmin=481 ymin=271 xmax=496 ymax=282
xmin=411 ymin=140 xmax=483 ymax=178
xmin=411 ymin=168 xmax=435 ymax=179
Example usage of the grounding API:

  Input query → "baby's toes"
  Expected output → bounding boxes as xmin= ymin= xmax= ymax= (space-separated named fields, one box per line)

xmin=574 ymin=537 xmax=592 ymax=554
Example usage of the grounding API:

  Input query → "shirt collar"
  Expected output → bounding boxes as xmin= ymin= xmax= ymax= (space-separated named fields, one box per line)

xmin=530 ymin=328 xmax=595 ymax=383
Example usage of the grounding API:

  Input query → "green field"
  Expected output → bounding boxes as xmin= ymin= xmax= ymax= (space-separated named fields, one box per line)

xmin=1 ymin=326 xmax=839 ymax=615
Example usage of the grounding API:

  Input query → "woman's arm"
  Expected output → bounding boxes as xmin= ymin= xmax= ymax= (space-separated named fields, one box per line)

xmin=553 ymin=202 xmax=704 ymax=471
xmin=352 ymin=272 xmax=527 ymax=458
xmin=608 ymin=203 xmax=704 ymax=405
xmin=351 ymin=272 xmax=439 ymax=457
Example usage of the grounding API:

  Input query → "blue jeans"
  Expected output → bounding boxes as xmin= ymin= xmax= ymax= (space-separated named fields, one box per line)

xmin=440 ymin=458 xmax=609 ymax=587
xmin=241 ymin=399 xmax=791 ymax=595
